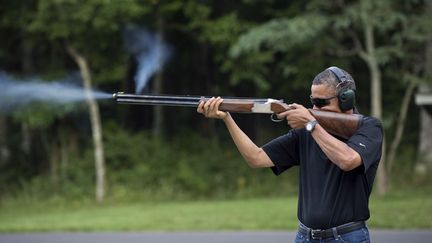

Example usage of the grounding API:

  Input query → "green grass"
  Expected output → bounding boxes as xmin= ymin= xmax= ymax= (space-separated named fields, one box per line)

xmin=369 ymin=193 xmax=432 ymax=229
xmin=0 ymin=194 xmax=431 ymax=232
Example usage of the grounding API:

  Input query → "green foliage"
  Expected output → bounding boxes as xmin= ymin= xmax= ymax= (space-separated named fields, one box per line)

xmin=23 ymin=0 xmax=148 ymax=86
xmin=225 ymin=13 xmax=329 ymax=94
xmin=28 ymin=0 xmax=145 ymax=38
xmin=230 ymin=15 xmax=329 ymax=57
xmin=403 ymin=14 xmax=432 ymax=42
xmin=12 ymin=103 xmax=80 ymax=129
xmin=182 ymin=1 xmax=211 ymax=31
xmin=102 ymin=123 xmax=296 ymax=200
xmin=0 ymin=0 xmax=431 ymax=204
xmin=223 ymin=51 xmax=274 ymax=92
xmin=0 ymin=123 xmax=297 ymax=202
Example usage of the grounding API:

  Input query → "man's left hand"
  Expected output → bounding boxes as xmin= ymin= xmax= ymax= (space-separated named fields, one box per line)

xmin=276 ymin=103 xmax=315 ymax=129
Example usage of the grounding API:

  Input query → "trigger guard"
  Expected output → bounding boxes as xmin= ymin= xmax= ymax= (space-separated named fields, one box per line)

xmin=270 ymin=113 xmax=284 ymax=122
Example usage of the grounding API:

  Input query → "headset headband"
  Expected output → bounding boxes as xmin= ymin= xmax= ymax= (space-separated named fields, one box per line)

xmin=326 ymin=66 xmax=357 ymax=112
xmin=326 ymin=66 xmax=353 ymax=88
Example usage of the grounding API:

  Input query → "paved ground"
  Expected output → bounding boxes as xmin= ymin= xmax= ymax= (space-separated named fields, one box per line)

xmin=1 ymin=231 xmax=431 ymax=243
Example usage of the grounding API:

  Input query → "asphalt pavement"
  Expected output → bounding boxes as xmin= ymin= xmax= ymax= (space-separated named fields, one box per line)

xmin=1 ymin=230 xmax=431 ymax=243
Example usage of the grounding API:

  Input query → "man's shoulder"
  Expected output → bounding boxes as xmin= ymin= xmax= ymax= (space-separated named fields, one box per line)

xmin=359 ymin=115 xmax=383 ymax=129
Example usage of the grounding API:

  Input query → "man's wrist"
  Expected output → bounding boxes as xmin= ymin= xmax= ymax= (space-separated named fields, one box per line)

xmin=306 ymin=120 xmax=318 ymax=132
xmin=222 ymin=112 xmax=231 ymax=121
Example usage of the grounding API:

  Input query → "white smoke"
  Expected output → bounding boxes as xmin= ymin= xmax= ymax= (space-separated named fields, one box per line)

xmin=0 ymin=72 xmax=111 ymax=113
xmin=123 ymin=27 xmax=171 ymax=94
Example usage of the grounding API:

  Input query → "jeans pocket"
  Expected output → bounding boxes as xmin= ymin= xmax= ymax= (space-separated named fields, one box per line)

xmin=338 ymin=228 xmax=370 ymax=243
xmin=295 ymin=231 xmax=307 ymax=243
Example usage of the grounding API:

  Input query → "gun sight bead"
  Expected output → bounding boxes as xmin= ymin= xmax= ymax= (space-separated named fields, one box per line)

xmin=113 ymin=92 xmax=125 ymax=99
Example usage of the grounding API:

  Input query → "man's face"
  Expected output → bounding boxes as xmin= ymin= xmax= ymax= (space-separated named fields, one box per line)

xmin=310 ymin=84 xmax=342 ymax=113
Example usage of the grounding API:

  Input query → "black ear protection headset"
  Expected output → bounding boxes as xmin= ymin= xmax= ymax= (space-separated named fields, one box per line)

xmin=326 ymin=66 xmax=356 ymax=112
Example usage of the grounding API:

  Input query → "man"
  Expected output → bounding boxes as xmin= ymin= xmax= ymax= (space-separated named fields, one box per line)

xmin=197 ymin=66 xmax=383 ymax=242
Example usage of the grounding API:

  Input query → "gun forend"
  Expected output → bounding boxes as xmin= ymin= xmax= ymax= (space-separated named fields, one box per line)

xmin=113 ymin=92 xmax=280 ymax=113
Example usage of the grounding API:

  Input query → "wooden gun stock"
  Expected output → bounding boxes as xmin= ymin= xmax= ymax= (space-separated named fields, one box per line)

xmin=270 ymin=102 xmax=361 ymax=139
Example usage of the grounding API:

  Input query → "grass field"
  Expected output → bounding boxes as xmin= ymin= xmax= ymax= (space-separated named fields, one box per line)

xmin=0 ymin=193 xmax=431 ymax=232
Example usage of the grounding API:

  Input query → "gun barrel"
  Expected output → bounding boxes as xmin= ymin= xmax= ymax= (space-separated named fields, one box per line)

xmin=114 ymin=93 xmax=201 ymax=107
xmin=113 ymin=92 xmax=271 ymax=107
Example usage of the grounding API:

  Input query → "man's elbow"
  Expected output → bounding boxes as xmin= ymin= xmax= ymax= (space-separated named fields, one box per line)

xmin=247 ymin=161 xmax=261 ymax=168
xmin=339 ymin=163 xmax=356 ymax=171
xmin=245 ymin=156 xmax=264 ymax=168
xmin=339 ymin=153 xmax=362 ymax=171
xmin=245 ymin=149 xmax=272 ymax=168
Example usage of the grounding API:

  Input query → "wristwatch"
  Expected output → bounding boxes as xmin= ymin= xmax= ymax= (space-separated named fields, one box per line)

xmin=306 ymin=120 xmax=318 ymax=132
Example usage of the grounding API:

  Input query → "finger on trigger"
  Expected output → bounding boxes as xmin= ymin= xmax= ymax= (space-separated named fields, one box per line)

xmin=276 ymin=113 xmax=285 ymax=120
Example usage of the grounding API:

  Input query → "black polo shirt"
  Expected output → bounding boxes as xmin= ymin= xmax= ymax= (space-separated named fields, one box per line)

xmin=262 ymin=116 xmax=383 ymax=229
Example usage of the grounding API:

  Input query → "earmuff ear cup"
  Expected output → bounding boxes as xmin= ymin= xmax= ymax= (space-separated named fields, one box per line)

xmin=338 ymin=89 xmax=355 ymax=111
xmin=326 ymin=66 xmax=357 ymax=111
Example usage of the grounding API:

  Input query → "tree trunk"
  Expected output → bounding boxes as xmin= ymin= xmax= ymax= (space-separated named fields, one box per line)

xmin=50 ymin=141 xmax=60 ymax=189
xmin=66 ymin=44 xmax=106 ymax=204
xmin=60 ymin=129 xmax=71 ymax=181
xmin=415 ymin=0 xmax=432 ymax=179
xmin=387 ymin=81 xmax=417 ymax=174
xmin=416 ymin=102 xmax=432 ymax=178
xmin=21 ymin=1 xmax=34 ymax=75
xmin=414 ymin=38 xmax=432 ymax=176
xmin=21 ymin=36 xmax=34 ymax=74
xmin=0 ymin=117 xmax=10 ymax=165
xmin=153 ymin=8 xmax=164 ymax=138
xmin=361 ymin=16 xmax=388 ymax=195
xmin=21 ymin=122 xmax=31 ymax=156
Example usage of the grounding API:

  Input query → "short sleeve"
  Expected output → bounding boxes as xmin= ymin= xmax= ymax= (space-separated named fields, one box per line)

xmin=347 ymin=116 xmax=383 ymax=172
xmin=262 ymin=129 xmax=300 ymax=175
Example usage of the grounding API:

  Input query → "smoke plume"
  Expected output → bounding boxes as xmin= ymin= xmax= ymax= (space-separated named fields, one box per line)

xmin=0 ymin=72 xmax=111 ymax=113
xmin=123 ymin=27 xmax=171 ymax=94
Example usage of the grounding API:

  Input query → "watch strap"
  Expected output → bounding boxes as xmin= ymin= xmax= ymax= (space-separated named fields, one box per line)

xmin=307 ymin=120 xmax=318 ymax=132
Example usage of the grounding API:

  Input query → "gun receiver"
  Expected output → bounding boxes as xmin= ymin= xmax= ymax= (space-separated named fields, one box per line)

xmin=113 ymin=92 xmax=361 ymax=139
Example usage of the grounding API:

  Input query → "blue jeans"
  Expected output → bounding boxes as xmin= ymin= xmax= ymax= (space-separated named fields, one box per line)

xmin=295 ymin=227 xmax=371 ymax=243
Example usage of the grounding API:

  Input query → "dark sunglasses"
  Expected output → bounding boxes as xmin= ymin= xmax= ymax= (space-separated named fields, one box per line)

xmin=310 ymin=95 xmax=337 ymax=108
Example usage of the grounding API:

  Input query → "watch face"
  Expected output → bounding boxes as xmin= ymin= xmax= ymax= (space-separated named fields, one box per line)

xmin=306 ymin=120 xmax=317 ymax=132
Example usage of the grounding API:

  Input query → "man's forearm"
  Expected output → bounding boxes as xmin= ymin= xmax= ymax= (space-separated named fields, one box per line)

xmin=312 ymin=124 xmax=361 ymax=171
xmin=223 ymin=113 xmax=274 ymax=168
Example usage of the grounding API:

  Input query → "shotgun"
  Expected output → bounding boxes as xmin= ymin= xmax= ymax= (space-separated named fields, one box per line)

xmin=113 ymin=92 xmax=361 ymax=139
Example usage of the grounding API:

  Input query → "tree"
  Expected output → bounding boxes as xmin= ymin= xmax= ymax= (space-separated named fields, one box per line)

xmin=336 ymin=0 xmax=432 ymax=193
xmin=416 ymin=0 xmax=432 ymax=177
xmin=26 ymin=0 xmax=145 ymax=203
xmin=228 ymin=0 xmax=431 ymax=195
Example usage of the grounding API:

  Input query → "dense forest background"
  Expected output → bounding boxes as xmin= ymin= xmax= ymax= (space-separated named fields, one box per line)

xmin=0 ymin=0 xmax=431 ymax=204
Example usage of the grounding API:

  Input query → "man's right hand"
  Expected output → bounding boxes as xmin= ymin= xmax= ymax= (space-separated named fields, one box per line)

xmin=197 ymin=97 xmax=228 ymax=119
